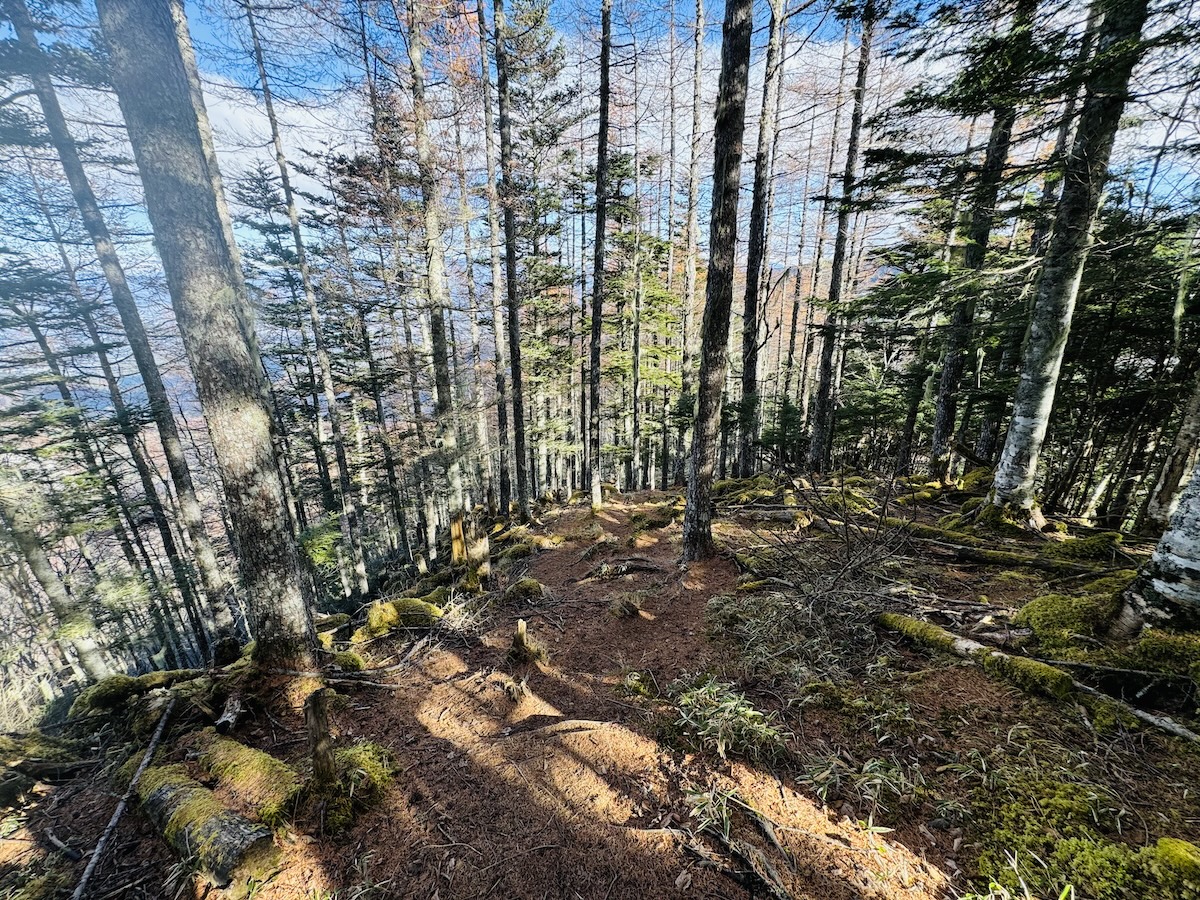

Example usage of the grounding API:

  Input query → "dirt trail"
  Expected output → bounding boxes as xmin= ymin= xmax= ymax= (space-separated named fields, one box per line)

xmin=9 ymin=494 xmax=953 ymax=900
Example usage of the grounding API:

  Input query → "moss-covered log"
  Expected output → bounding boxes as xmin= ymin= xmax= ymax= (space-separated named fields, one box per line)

xmin=192 ymin=730 xmax=301 ymax=825
xmin=137 ymin=764 xmax=278 ymax=887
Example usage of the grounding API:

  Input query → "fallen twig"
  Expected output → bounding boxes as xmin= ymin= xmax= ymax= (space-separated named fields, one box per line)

xmin=71 ymin=696 xmax=176 ymax=900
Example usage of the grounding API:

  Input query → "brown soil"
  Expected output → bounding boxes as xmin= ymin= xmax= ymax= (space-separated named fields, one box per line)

xmin=7 ymin=488 xmax=1198 ymax=900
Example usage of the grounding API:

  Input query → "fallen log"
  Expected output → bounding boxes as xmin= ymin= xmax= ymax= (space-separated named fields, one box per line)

xmin=137 ymin=764 xmax=278 ymax=888
xmin=878 ymin=613 xmax=1199 ymax=743
xmin=192 ymin=729 xmax=301 ymax=826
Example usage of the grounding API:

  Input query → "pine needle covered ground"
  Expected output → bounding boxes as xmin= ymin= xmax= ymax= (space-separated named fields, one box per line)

xmin=3 ymin=480 xmax=1199 ymax=899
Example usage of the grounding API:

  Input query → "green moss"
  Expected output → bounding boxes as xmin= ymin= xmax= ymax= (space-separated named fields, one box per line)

xmin=195 ymin=732 xmax=301 ymax=826
xmin=1128 ymin=630 xmax=1200 ymax=675
xmin=959 ymin=467 xmax=993 ymax=493
xmin=974 ymin=772 xmax=1198 ymax=900
xmin=71 ymin=669 xmax=204 ymax=716
xmin=976 ymin=651 xmax=1075 ymax=700
xmin=497 ymin=540 xmax=535 ymax=565
xmin=398 ymin=569 xmax=453 ymax=598
xmin=1014 ymin=591 xmax=1121 ymax=649
xmin=1084 ymin=695 xmax=1141 ymax=733
xmin=69 ymin=674 xmax=139 ymax=715
xmin=329 ymin=740 xmax=393 ymax=834
xmin=364 ymin=597 xmax=444 ymax=637
xmin=318 ymin=630 xmax=336 ymax=650
xmin=314 ymin=613 xmax=350 ymax=632
xmin=736 ymin=579 xmax=770 ymax=593
xmin=1041 ymin=531 xmax=1123 ymax=562
xmin=1148 ymin=838 xmax=1200 ymax=899
xmin=332 ymin=650 xmax=365 ymax=672
xmin=503 ymin=577 xmax=545 ymax=605
xmin=531 ymin=533 xmax=564 ymax=549
xmin=893 ymin=489 xmax=938 ymax=506
xmin=0 ymin=731 xmax=78 ymax=765
xmin=972 ymin=502 xmax=1030 ymax=537
xmin=878 ymin=613 xmax=960 ymax=655
xmin=1081 ymin=569 xmax=1138 ymax=597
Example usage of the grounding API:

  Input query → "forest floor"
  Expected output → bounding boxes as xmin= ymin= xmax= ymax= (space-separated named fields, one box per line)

xmin=4 ymin=476 xmax=1200 ymax=900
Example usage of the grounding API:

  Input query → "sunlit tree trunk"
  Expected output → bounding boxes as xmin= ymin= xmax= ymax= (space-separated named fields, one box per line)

xmin=807 ymin=4 xmax=874 ymax=473
xmin=681 ymin=0 xmax=753 ymax=561
xmin=736 ymin=0 xmax=784 ymax=478
xmin=96 ymin=0 xmax=314 ymax=666
xmin=991 ymin=0 xmax=1150 ymax=516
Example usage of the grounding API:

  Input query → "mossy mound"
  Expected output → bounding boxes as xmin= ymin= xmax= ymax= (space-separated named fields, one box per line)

xmin=970 ymin=502 xmax=1030 ymax=537
xmin=359 ymin=597 xmax=445 ymax=640
xmin=976 ymin=771 xmax=1200 ymax=900
xmin=398 ymin=569 xmax=453 ymax=598
xmin=69 ymin=669 xmax=200 ymax=716
xmin=1014 ymin=591 xmax=1122 ymax=650
xmin=194 ymin=731 xmax=302 ymax=826
xmin=1040 ymin=531 xmax=1123 ymax=562
xmin=503 ymin=577 xmax=546 ymax=605
xmin=892 ymin=489 xmax=939 ymax=507
xmin=958 ymin=467 xmax=993 ymax=493
xmin=323 ymin=741 xmax=395 ymax=834
xmin=331 ymin=650 xmax=366 ymax=672
xmin=712 ymin=474 xmax=778 ymax=504
xmin=0 ymin=731 xmax=78 ymax=767
xmin=825 ymin=489 xmax=877 ymax=513
xmin=631 ymin=502 xmax=678 ymax=531
xmin=1127 ymin=629 xmax=1200 ymax=676
xmin=497 ymin=540 xmax=534 ymax=564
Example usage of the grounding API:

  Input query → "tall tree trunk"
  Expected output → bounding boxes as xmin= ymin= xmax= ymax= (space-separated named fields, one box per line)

xmin=5 ymin=0 xmax=238 ymax=647
xmin=991 ymin=0 xmax=1150 ymax=515
xmin=244 ymin=0 xmax=368 ymax=597
xmin=0 ymin=476 xmax=110 ymax=681
xmin=681 ymin=0 xmax=753 ymax=561
xmin=673 ymin=0 xmax=703 ymax=487
xmin=1141 ymin=370 xmax=1200 ymax=535
xmin=475 ymin=0 xmax=512 ymax=516
xmin=406 ymin=0 xmax=469 ymax=556
xmin=588 ymin=0 xmax=613 ymax=508
xmin=493 ymin=0 xmax=532 ymax=522
xmin=928 ymin=0 xmax=1034 ymax=481
xmin=736 ymin=0 xmax=784 ymax=478
xmin=95 ymin=0 xmax=314 ymax=666
xmin=807 ymin=3 xmax=874 ymax=473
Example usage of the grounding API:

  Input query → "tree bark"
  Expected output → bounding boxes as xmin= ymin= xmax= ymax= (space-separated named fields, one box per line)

xmin=681 ymin=0 xmax=753 ymax=561
xmin=588 ymin=0 xmax=613 ymax=508
xmin=493 ymin=0 xmax=532 ymax=522
xmin=5 ymin=0 xmax=238 ymax=646
xmin=807 ymin=4 xmax=874 ymax=473
xmin=1141 ymin=369 xmax=1200 ymax=535
xmin=991 ymin=0 xmax=1150 ymax=513
xmin=96 ymin=0 xmax=314 ymax=667
xmin=736 ymin=0 xmax=784 ymax=478
xmin=475 ymin=0 xmax=513 ymax=517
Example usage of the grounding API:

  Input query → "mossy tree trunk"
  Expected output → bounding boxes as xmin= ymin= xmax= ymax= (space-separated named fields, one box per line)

xmin=95 ymin=0 xmax=315 ymax=667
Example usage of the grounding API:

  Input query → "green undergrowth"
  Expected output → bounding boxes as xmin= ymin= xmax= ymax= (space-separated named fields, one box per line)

xmin=322 ymin=741 xmax=394 ymax=834
xmin=973 ymin=763 xmax=1200 ymax=899
xmin=668 ymin=673 xmax=787 ymax=761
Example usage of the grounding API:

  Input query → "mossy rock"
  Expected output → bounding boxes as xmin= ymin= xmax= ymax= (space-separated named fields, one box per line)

xmin=323 ymin=741 xmax=395 ymax=834
xmin=892 ymin=489 xmax=938 ymax=506
xmin=1040 ymin=531 xmax=1123 ymax=562
xmin=194 ymin=731 xmax=302 ymax=826
xmin=503 ymin=577 xmax=546 ymax=605
xmin=331 ymin=650 xmax=366 ymax=672
xmin=497 ymin=540 xmax=535 ymax=564
xmin=1014 ymin=591 xmax=1121 ymax=649
xmin=825 ymin=490 xmax=876 ymax=513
